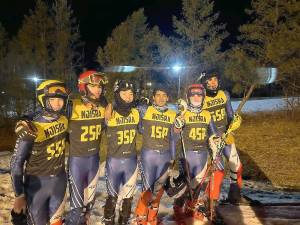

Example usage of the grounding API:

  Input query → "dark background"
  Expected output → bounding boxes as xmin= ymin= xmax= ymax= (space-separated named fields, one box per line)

xmin=0 ymin=0 xmax=251 ymax=67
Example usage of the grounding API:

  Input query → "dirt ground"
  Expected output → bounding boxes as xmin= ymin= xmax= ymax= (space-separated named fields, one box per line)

xmin=235 ymin=111 xmax=300 ymax=189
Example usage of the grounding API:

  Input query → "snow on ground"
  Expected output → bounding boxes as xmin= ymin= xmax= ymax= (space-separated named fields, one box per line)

xmin=168 ymin=97 xmax=299 ymax=113
xmin=230 ymin=97 xmax=297 ymax=113
xmin=1 ymin=153 xmax=300 ymax=224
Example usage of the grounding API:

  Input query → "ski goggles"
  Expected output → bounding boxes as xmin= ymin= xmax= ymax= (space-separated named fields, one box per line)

xmin=46 ymin=85 xmax=69 ymax=97
xmin=189 ymin=88 xmax=205 ymax=96
xmin=78 ymin=73 xmax=108 ymax=85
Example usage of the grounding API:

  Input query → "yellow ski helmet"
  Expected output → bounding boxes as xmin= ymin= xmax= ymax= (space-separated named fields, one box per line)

xmin=36 ymin=80 xmax=69 ymax=113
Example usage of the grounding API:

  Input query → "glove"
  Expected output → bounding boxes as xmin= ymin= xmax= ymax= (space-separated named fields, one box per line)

xmin=164 ymin=172 xmax=187 ymax=198
xmin=228 ymin=113 xmax=242 ymax=133
xmin=174 ymin=116 xmax=185 ymax=129
xmin=177 ymin=99 xmax=188 ymax=115
xmin=11 ymin=209 xmax=27 ymax=225
xmin=169 ymin=159 xmax=175 ymax=167
xmin=139 ymin=96 xmax=150 ymax=105
xmin=209 ymin=135 xmax=225 ymax=170
xmin=208 ymin=135 xmax=225 ymax=159
xmin=224 ymin=133 xmax=235 ymax=145
xmin=208 ymin=134 xmax=218 ymax=160
xmin=15 ymin=120 xmax=37 ymax=139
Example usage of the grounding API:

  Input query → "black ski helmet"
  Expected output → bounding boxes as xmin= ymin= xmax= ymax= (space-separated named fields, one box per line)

xmin=113 ymin=79 xmax=135 ymax=93
xmin=113 ymin=79 xmax=135 ymax=117
xmin=199 ymin=71 xmax=220 ymax=97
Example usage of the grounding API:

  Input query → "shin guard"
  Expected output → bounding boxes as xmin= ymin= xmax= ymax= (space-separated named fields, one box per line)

xmin=207 ymin=170 xmax=224 ymax=200
xmin=147 ymin=188 xmax=164 ymax=225
xmin=50 ymin=220 xmax=63 ymax=225
xmin=135 ymin=191 xmax=152 ymax=225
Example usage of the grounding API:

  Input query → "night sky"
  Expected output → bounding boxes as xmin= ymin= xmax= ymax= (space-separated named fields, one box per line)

xmin=0 ymin=0 xmax=251 ymax=67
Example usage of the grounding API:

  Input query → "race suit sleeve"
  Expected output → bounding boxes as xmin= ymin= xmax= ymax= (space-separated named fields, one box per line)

xmin=224 ymin=91 xmax=234 ymax=124
xmin=10 ymin=138 xmax=34 ymax=197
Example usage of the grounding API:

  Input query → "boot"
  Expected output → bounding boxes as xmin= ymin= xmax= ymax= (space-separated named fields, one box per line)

xmin=228 ymin=183 xmax=241 ymax=204
xmin=11 ymin=210 xmax=27 ymax=225
xmin=104 ymin=195 xmax=118 ymax=225
xmin=173 ymin=204 xmax=186 ymax=225
xmin=118 ymin=197 xmax=133 ymax=225
xmin=228 ymin=183 xmax=251 ymax=205
xmin=184 ymin=200 xmax=205 ymax=221
xmin=147 ymin=188 xmax=164 ymax=225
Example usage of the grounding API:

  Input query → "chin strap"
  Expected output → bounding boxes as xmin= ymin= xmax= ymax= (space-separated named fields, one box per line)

xmin=187 ymin=104 xmax=202 ymax=114
xmin=152 ymin=103 xmax=168 ymax=113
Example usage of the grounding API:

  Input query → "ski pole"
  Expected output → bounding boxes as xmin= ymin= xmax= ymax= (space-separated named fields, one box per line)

xmin=180 ymin=130 xmax=194 ymax=201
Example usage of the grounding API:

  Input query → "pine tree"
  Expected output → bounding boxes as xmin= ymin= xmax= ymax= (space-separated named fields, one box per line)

xmin=138 ymin=26 xmax=173 ymax=96
xmin=51 ymin=0 xmax=83 ymax=87
xmin=224 ymin=47 xmax=258 ymax=95
xmin=173 ymin=0 xmax=228 ymax=90
xmin=97 ymin=9 xmax=148 ymax=67
xmin=235 ymin=0 xmax=300 ymax=109
xmin=1 ymin=37 xmax=34 ymax=117
xmin=97 ymin=9 xmax=172 ymax=98
xmin=0 ymin=23 xmax=8 ymax=62
xmin=17 ymin=0 xmax=54 ymax=78
xmin=0 ymin=23 xmax=9 ymax=118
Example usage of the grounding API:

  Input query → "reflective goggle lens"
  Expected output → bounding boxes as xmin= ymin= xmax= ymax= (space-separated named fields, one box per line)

xmin=79 ymin=73 xmax=107 ymax=85
xmin=48 ymin=86 xmax=68 ymax=95
xmin=90 ymin=74 xmax=104 ymax=84
xmin=190 ymin=89 xmax=204 ymax=96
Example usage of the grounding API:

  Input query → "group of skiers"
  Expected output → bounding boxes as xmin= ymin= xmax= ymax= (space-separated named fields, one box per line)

xmin=10 ymin=70 xmax=243 ymax=225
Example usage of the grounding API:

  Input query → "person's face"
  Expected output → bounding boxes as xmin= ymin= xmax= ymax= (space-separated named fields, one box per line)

xmin=206 ymin=76 xmax=219 ymax=90
xmin=153 ymin=90 xmax=168 ymax=107
xmin=48 ymin=98 xmax=64 ymax=111
xmin=120 ymin=89 xmax=134 ymax=103
xmin=189 ymin=94 xmax=203 ymax=107
xmin=87 ymin=84 xmax=102 ymax=99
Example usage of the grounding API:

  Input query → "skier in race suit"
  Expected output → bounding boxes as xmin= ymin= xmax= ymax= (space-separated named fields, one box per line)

xmin=14 ymin=71 xmax=109 ymax=225
xmin=11 ymin=80 xmax=69 ymax=225
xmin=65 ymin=70 xmax=108 ymax=225
xmin=172 ymin=84 xmax=219 ymax=224
xmin=200 ymin=71 xmax=243 ymax=205
xmin=103 ymin=80 xmax=140 ymax=225
xmin=135 ymin=85 xmax=177 ymax=225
